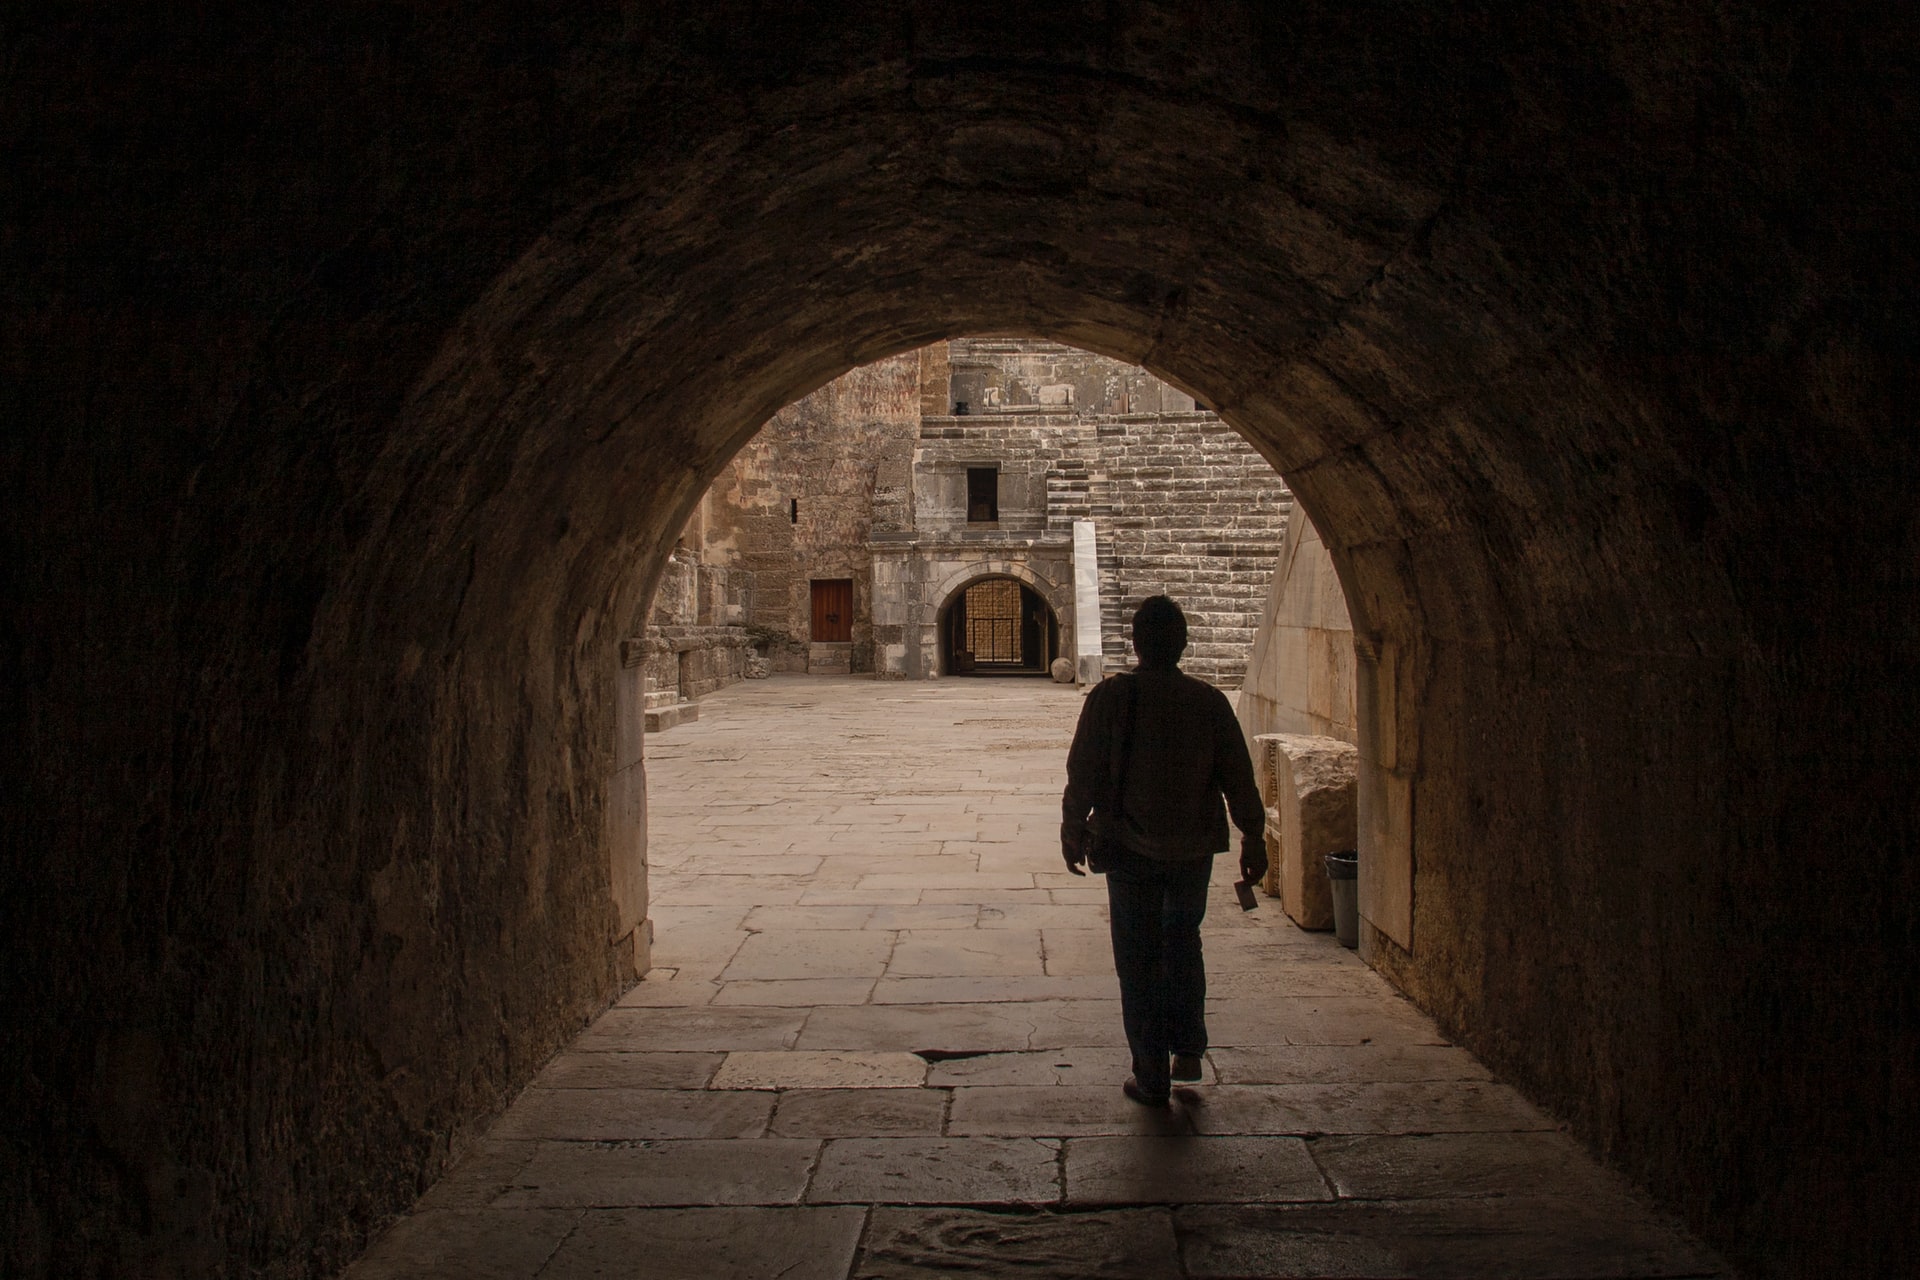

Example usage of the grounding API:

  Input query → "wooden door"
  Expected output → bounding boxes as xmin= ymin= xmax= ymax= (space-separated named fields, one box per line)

xmin=810 ymin=579 xmax=853 ymax=642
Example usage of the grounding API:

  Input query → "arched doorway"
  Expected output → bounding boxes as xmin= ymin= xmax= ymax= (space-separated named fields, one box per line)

xmin=940 ymin=575 xmax=1059 ymax=676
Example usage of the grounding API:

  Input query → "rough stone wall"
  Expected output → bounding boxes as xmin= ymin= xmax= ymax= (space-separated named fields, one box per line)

xmin=5 ymin=7 xmax=1916 ymax=1277
xmin=913 ymin=408 xmax=1084 ymax=538
xmin=1238 ymin=509 xmax=1358 ymax=745
xmin=913 ymin=399 xmax=1291 ymax=688
xmin=949 ymin=336 xmax=1197 ymax=414
xmin=651 ymin=353 xmax=922 ymax=673
xmin=641 ymin=627 xmax=756 ymax=701
xmin=1090 ymin=415 xmax=1292 ymax=688
xmin=709 ymin=341 xmax=1289 ymax=687
xmin=855 ymin=368 xmax=1092 ymax=679
xmin=869 ymin=542 xmax=1076 ymax=680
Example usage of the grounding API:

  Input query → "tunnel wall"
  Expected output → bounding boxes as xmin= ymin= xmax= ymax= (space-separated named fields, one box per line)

xmin=1237 ymin=508 xmax=1357 ymax=746
xmin=3 ymin=5 xmax=1915 ymax=1277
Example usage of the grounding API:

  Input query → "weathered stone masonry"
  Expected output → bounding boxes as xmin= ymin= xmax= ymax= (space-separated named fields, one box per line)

xmin=651 ymin=339 xmax=1292 ymax=690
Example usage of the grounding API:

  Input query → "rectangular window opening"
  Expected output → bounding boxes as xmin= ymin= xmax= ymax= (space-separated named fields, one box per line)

xmin=967 ymin=467 xmax=999 ymax=523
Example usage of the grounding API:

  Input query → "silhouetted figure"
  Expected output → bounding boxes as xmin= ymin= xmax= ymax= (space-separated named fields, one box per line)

xmin=1061 ymin=596 xmax=1268 ymax=1104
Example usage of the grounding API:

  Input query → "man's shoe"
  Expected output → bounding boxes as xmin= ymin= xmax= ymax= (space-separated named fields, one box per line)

xmin=1171 ymin=1053 xmax=1204 ymax=1083
xmin=1122 ymin=1077 xmax=1170 ymax=1107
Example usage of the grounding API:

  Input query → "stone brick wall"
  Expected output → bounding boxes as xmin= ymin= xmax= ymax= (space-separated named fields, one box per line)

xmin=1238 ymin=508 xmax=1358 ymax=746
xmin=663 ymin=341 xmax=1292 ymax=690
xmin=914 ymin=344 xmax=1293 ymax=689
xmin=948 ymin=336 xmax=1197 ymax=415
xmin=1090 ymin=415 xmax=1293 ymax=688
xmin=647 ymin=352 xmax=922 ymax=673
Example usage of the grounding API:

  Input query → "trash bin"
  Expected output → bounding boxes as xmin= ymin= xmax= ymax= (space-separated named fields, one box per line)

xmin=1323 ymin=850 xmax=1359 ymax=949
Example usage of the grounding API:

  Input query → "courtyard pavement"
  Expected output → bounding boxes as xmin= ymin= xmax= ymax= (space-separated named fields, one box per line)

xmin=348 ymin=676 xmax=1726 ymax=1279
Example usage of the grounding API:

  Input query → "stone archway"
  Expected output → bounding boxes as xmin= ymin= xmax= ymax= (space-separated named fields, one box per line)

xmin=7 ymin=8 xmax=1916 ymax=1276
xmin=932 ymin=571 xmax=1067 ymax=678
xmin=921 ymin=561 xmax=1075 ymax=680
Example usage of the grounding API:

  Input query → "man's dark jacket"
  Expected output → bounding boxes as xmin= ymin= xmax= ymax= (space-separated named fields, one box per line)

xmin=1062 ymin=667 xmax=1266 ymax=861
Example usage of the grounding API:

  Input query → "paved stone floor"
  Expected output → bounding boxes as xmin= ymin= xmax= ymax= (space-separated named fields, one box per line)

xmin=349 ymin=676 xmax=1728 ymax=1279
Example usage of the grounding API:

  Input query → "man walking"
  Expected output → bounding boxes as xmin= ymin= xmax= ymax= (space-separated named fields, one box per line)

xmin=1061 ymin=596 xmax=1268 ymax=1105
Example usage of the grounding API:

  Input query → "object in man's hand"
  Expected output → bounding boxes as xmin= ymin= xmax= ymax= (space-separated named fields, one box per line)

xmin=1233 ymin=879 xmax=1258 ymax=912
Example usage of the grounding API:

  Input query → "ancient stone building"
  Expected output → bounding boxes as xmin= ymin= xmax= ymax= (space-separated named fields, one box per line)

xmin=646 ymin=339 xmax=1290 ymax=696
xmin=6 ymin=7 xmax=1918 ymax=1278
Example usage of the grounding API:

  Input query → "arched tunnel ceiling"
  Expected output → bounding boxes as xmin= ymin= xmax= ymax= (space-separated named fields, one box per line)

xmin=356 ymin=55 xmax=1739 ymax=679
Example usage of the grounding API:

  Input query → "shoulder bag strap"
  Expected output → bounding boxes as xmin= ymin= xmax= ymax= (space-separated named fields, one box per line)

xmin=1106 ymin=674 xmax=1139 ymax=820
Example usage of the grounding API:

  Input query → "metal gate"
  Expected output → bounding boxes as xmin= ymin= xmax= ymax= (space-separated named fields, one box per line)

xmin=963 ymin=578 xmax=1022 ymax=663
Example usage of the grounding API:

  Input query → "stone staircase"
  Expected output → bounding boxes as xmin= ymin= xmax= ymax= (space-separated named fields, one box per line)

xmin=1084 ymin=417 xmax=1292 ymax=689
xmin=643 ymin=678 xmax=700 ymax=733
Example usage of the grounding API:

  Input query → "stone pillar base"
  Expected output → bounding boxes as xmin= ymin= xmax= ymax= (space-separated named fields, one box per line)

xmin=614 ymin=919 xmax=653 ymax=982
xmin=1255 ymin=733 xmax=1359 ymax=932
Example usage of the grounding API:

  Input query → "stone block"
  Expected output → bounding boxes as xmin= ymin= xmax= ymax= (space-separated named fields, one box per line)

xmin=495 ymin=1139 xmax=819 ymax=1208
xmin=543 ymin=1207 xmax=864 ymax=1280
xmin=807 ymin=1137 xmax=1060 ymax=1205
xmin=767 ymin=1087 xmax=950 ymax=1137
xmin=487 ymin=1087 xmax=772 ymax=1141
xmin=856 ymin=1207 xmax=1181 ymax=1279
xmin=1064 ymin=1135 xmax=1329 ymax=1205
xmin=808 ymin=642 xmax=853 ymax=674
xmin=1256 ymin=734 xmax=1358 ymax=932
xmin=710 ymin=1050 xmax=927 ymax=1090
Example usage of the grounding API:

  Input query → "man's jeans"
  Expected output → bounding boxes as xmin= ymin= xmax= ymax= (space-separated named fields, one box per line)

xmin=1101 ymin=845 xmax=1214 ymax=1096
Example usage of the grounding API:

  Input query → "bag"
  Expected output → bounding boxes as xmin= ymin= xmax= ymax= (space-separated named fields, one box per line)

xmin=1085 ymin=675 xmax=1139 ymax=874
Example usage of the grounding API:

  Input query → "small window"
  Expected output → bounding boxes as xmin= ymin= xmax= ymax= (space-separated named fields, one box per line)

xmin=967 ymin=467 xmax=998 ymax=523
xmin=790 ymin=498 xmax=798 ymax=523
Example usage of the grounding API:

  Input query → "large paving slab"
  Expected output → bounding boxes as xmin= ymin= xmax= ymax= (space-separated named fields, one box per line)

xmin=347 ymin=1208 xmax=580 ymax=1279
xmin=571 ymin=1006 xmax=806 ymax=1053
xmin=494 ymin=1140 xmax=820 ymax=1208
xmin=1207 ymin=1043 xmax=1492 ymax=1086
xmin=795 ymin=1001 xmax=1053 ymax=1052
xmin=410 ymin=1142 xmax=541 ymax=1212
xmin=948 ymin=1085 xmax=1195 ymax=1137
xmin=1186 ymin=1081 xmax=1556 ymax=1136
xmin=926 ymin=1045 xmax=1212 ymax=1088
xmin=767 ymin=1088 xmax=953 ymax=1137
xmin=1174 ymin=1201 xmax=1729 ymax=1278
xmin=871 ymin=974 xmax=1119 ymax=1003
xmin=1310 ymin=1131 xmax=1635 ymax=1201
xmin=350 ymin=677 xmax=1725 ymax=1278
xmin=722 ymin=929 xmax=898 ymax=980
xmin=853 ymin=1207 xmax=1182 ymax=1279
xmin=886 ymin=929 xmax=1045 ymax=976
xmin=711 ymin=1049 xmax=928 ymax=1089
xmin=1064 ymin=1135 xmax=1332 ymax=1205
xmin=545 ymin=1207 xmax=866 ymax=1280
xmin=807 ymin=1136 xmax=1062 ymax=1204
xmin=712 ymin=977 xmax=878 ymax=1006
xmin=487 ymin=1087 xmax=773 ymax=1141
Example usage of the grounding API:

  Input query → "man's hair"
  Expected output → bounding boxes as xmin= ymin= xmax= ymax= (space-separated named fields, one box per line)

xmin=1131 ymin=595 xmax=1188 ymax=668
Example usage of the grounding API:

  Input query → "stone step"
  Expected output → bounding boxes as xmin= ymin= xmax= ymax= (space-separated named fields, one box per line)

xmin=644 ymin=699 xmax=700 ymax=733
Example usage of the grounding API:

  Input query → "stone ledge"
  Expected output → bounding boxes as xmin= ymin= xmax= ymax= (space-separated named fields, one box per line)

xmin=645 ymin=701 xmax=700 ymax=733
